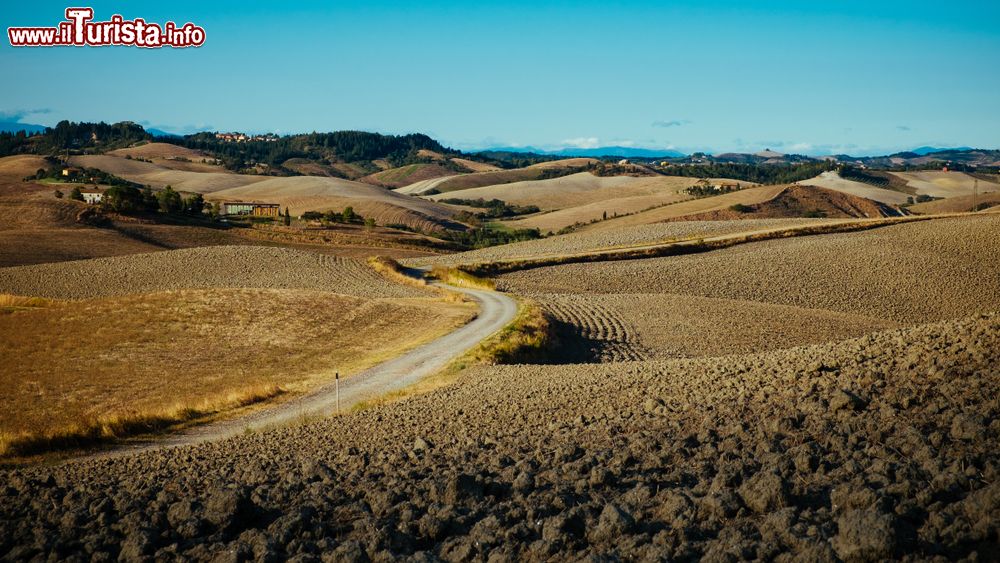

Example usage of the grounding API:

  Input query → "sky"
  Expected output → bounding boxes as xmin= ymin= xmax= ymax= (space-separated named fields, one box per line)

xmin=2 ymin=0 xmax=999 ymax=156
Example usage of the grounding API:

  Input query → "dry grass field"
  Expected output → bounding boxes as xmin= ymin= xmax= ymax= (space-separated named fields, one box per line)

xmin=429 ymin=173 xmax=734 ymax=213
xmin=889 ymin=170 xmax=1000 ymax=198
xmin=69 ymin=155 xmax=263 ymax=193
xmin=0 ymin=246 xmax=436 ymax=299
xmin=567 ymin=184 xmax=788 ymax=231
xmin=0 ymin=288 xmax=474 ymax=455
xmin=450 ymin=158 xmax=501 ymax=172
xmin=910 ymin=191 xmax=1000 ymax=214
xmin=798 ymin=171 xmax=912 ymax=205
xmin=672 ymin=185 xmax=899 ymax=221
xmin=358 ymin=163 xmax=456 ymax=189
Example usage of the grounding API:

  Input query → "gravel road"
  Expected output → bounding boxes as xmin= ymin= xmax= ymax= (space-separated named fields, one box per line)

xmin=89 ymin=283 xmax=517 ymax=460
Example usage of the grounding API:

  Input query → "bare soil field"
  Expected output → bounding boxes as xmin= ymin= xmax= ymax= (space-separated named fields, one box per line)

xmin=358 ymin=163 xmax=455 ymax=189
xmin=889 ymin=171 xmax=1000 ymax=198
xmin=407 ymin=218 xmax=837 ymax=268
xmin=0 ymin=246 xmax=436 ymax=299
xmin=0 ymin=288 xmax=474 ymax=451
xmin=204 ymin=176 xmax=462 ymax=232
xmin=539 ymin=292 xmax=897 ymax=361
xmin=499 ymin=215 xmax=1000 ymax=324
xmin=0 ymin=228 xmax=162 ymax=267
xmin=798 ymin=171 xmax=912 ymax=205
xmin=1 ymin=311 xmax=995 ymax=560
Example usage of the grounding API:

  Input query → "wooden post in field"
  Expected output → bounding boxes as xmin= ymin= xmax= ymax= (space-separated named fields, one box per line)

xmin=336 ymin=372 xmax=340 ymax=415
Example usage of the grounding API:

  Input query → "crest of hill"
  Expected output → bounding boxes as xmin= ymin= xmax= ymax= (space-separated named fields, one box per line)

xmin=431 ymin=173 xmax=753 ymax=216
xmin=887 ymin=171 xmax=1000 ymax=198
xmin=673 ymin=184 xmax=899 ymax=221
xmin=204 ymin=176 xmax=464 ymax=232
xmin=358 ymin=163 xmax=456 ymax=189
xmin=69 ymin=155 xmax=263 ymax=193
xmin=450 ymin=158 xmax=501 ymax=173
xmin=797 ymin=171 xmax=911 ymax=205
xmin=0 ymin=154 xmax=50 ymax=180
xmin=909 ymin=192 xmax=1000 ymax=214
xmin=420 ymin=159 xmax=600 ymax=194
xmin=107 ymin=142 xmax=207 ymax=160
xmin=562 ymin=184 xmax=785 ymax=232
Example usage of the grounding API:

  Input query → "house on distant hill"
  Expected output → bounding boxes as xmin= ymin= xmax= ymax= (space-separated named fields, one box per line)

xmin=62 ymin=167 xmax=83 ymax=178
xmin=79 ymin=188 xmax=103 ymax=204
xmin=221 ymin=202 xmax=280 ymax=217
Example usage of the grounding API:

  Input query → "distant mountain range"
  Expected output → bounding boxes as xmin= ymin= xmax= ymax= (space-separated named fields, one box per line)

xmin=909 ymin=146 xmax=973 ymax=156
xmin=0 ymin=121 xmax=47 ymax=134
xmin=479 ymin=144 xmax=998 ymax=167
xmin=482 ymin=146 xmax=685 ymax=159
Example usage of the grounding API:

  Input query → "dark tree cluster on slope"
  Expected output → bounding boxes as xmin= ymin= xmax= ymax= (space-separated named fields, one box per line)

xmin=174 ymin=131 xmax=456 ymax=171
xmin=0 ymin=121 xmax=150 ymax=156
xmin=658 ymin=161 xmax=837 ymax=185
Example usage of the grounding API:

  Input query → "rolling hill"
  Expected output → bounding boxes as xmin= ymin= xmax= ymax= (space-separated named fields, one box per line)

xmin=204 ymin=176 xmax=464 ymax=232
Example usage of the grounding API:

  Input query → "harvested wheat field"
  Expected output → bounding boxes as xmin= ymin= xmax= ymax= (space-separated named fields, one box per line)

xmin=0 ymin=246 xmax=435 ymax=299
xmin=500 ymin=215 xmax=1000 ymax=324
xmin=1 ymin=310 xmax=996 ymax=560
xmin=889 ymin=171 xmax=1000 ymax=198
xmin=418 ymin=160 xmax=598 ymax=194
xmin=0 ymin=288 xmax=473 ymax=455
xmin=798 ymin=171 xmax=912 ymax=205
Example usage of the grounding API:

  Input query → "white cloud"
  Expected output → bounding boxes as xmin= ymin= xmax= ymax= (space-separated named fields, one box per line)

xmin=560 ymin=137 xmax=600 ymax=149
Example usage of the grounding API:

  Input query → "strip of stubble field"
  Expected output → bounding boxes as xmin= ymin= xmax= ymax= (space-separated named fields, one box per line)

xmin=86 ymin=283 xmax=517 ymax=460
xmin=459 ymin=213 xmax=966 ymax=276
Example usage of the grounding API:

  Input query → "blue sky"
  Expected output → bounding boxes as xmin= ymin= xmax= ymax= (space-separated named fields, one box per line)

xmin=2 ymin=0 xmax=999 ymax=155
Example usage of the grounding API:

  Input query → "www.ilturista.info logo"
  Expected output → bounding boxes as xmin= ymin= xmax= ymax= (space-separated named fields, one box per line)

xmin=8 ymin=8 xmax=205 ymax=48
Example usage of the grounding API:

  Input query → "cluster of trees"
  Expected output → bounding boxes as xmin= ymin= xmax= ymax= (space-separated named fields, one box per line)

xmin=100 ymin=185 xmax=205 ymax=216
xmin=32 ymin=165 xmax=140 ymax=188
xmin=300 ymin=206 xmax=375 ymax=227
xmin=439 ymin=198 xmax=540 ymax=221
xmin=838 ymin=166 xmax=891 ymax=187
xmin=658 ymin=161 xmax=837 ymax=184
xmin=172 ymin=131 xmax=457 ymax=172
xmin=685 ymin=183 xmax=741 ymax=197
xmin=440 ymin=226 xmax=541 ymax=249
xmin=1 ymin=121 xmax=151 ymax=157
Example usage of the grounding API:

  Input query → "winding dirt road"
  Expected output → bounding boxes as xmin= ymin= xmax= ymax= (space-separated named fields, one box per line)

xmin=92 ymin=284 xmax=517 ymax=459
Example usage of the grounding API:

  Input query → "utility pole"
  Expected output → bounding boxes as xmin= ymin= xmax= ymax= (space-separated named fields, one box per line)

xmin=335 ymin=372 xmax=340 ymax=415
